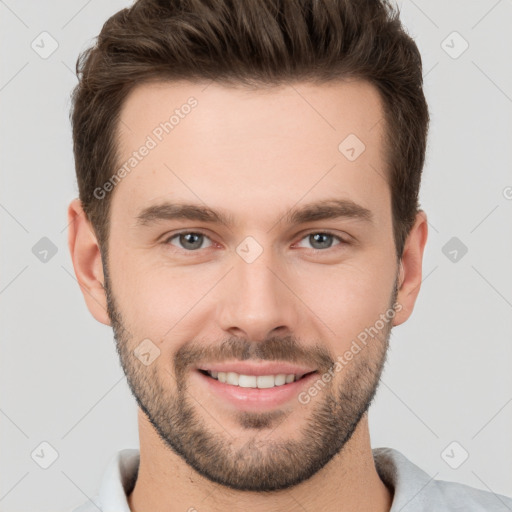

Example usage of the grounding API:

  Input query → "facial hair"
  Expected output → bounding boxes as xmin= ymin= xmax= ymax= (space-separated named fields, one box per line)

xmin=103 ymin=261 xmax=398 ymax=492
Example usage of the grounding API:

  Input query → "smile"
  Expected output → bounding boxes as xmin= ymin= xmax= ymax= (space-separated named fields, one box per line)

xmin=199 ymin=369 xmax=315 ymax=388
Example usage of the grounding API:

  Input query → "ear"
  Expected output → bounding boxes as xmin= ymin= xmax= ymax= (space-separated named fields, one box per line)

xmin=67 ymin=198 xmax=111 ymax=326
xmin=392 ymin=210 xmax=428 ymax=327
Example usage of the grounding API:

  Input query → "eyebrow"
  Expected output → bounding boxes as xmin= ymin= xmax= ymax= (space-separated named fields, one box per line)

xmin=135 ymin=198 xmax=374 ymax=229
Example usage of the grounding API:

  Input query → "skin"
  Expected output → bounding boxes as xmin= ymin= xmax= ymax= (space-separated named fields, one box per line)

xmin=68 ymin=78 xmax=427 ymax=512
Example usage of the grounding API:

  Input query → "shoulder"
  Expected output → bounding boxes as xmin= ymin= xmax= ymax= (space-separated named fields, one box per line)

xmin=373 ymin=446 xmax=512 ymax=511
xmin=68 ymin=448 xmax=140 ymax=512
xmin=433 ymin=478 xmax=512 ymax=511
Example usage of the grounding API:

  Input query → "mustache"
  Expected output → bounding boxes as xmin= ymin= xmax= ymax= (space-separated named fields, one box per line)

xmin=174 ymin=335 xmax=335 ymax=377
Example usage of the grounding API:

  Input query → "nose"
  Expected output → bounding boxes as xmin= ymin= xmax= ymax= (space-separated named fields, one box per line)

xmin=216 ymin=244 xmax=301 ymax=342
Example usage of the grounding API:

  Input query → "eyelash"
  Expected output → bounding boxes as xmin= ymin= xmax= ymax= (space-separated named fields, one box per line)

xmin=163 ymin=230 xmax=350 ymax=253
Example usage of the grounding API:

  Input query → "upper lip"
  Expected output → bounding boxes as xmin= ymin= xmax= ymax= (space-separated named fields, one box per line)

xmin=196 ymin=361 xmax=317 ymax=378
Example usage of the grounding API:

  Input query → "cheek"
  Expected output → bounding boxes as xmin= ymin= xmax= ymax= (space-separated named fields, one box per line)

xmin=109 ymin=254 xmax=213 ymax=347
xmin=109 ymin=231 xmax=396 ymax=358
xmin=296 ymin=260 xmax=395 ymax=347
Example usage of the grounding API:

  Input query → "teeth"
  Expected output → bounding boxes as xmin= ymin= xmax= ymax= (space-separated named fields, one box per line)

xmin=274 ymin=374 xmax=286 ymax=386
xmin=226 ymin=372 xmax=239 ymax=385
xmin=239 ymin=374 xmax=257 ymax=387
xmin=257 ymin=375 xmax=275 ymax=388
xmin=207 ymin=371 xmax=300 ymax=388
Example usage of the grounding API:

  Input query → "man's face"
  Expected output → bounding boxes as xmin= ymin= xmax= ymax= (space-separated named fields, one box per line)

xmin=103 ymin=79 xmax=400 ymax=491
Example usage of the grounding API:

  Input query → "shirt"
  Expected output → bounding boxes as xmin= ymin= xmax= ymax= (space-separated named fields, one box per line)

xmin=72 ymin=447 xmax=512 ymax=511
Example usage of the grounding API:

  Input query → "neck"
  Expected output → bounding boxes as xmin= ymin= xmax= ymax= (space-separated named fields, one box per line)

xmin=127 ymin=409 xmax=393 ymax=512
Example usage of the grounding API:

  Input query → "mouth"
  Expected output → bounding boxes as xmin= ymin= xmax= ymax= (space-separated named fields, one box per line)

xmin=198 ymin=369 xmax=317 ymax=389
xmin=194 ymin=363 xmax=320 ymax=412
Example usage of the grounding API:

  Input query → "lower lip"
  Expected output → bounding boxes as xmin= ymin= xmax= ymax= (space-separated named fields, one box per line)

xmin=195 ymin=370 xmax=318 ymax=411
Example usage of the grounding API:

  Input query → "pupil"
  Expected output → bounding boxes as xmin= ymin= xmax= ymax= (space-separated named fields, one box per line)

xmin=311 ymin=233 xmax=332 ymax=249
xmin=182 ymin=233 xmax=202 ymax=250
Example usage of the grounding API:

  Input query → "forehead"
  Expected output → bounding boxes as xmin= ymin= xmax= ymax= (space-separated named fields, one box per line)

xmin=112 ymin=79 xmax=389 ymax=227
xmin=118 ymin=79 xmax=385 ymax=150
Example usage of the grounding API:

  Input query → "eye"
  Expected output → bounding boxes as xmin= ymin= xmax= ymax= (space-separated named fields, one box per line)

xmin=163 ymin=230 xmax=349 ymax=253
xmin=295 ymin=231 xmax=347 ymax=251
xmin=165 ymin=231 xmax=213 ymax=251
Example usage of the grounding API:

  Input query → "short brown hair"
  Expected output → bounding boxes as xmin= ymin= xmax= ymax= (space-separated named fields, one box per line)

xmin=70 ymin=0 xmax=429 ymax=261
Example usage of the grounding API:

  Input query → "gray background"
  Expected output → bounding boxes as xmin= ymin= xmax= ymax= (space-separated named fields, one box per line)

xmin=1 ymin=1 xmax=511 ymax=511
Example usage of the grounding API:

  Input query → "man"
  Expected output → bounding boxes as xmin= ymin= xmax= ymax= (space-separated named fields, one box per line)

xmin=67 ymin=0 xmax=512 ymax=511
